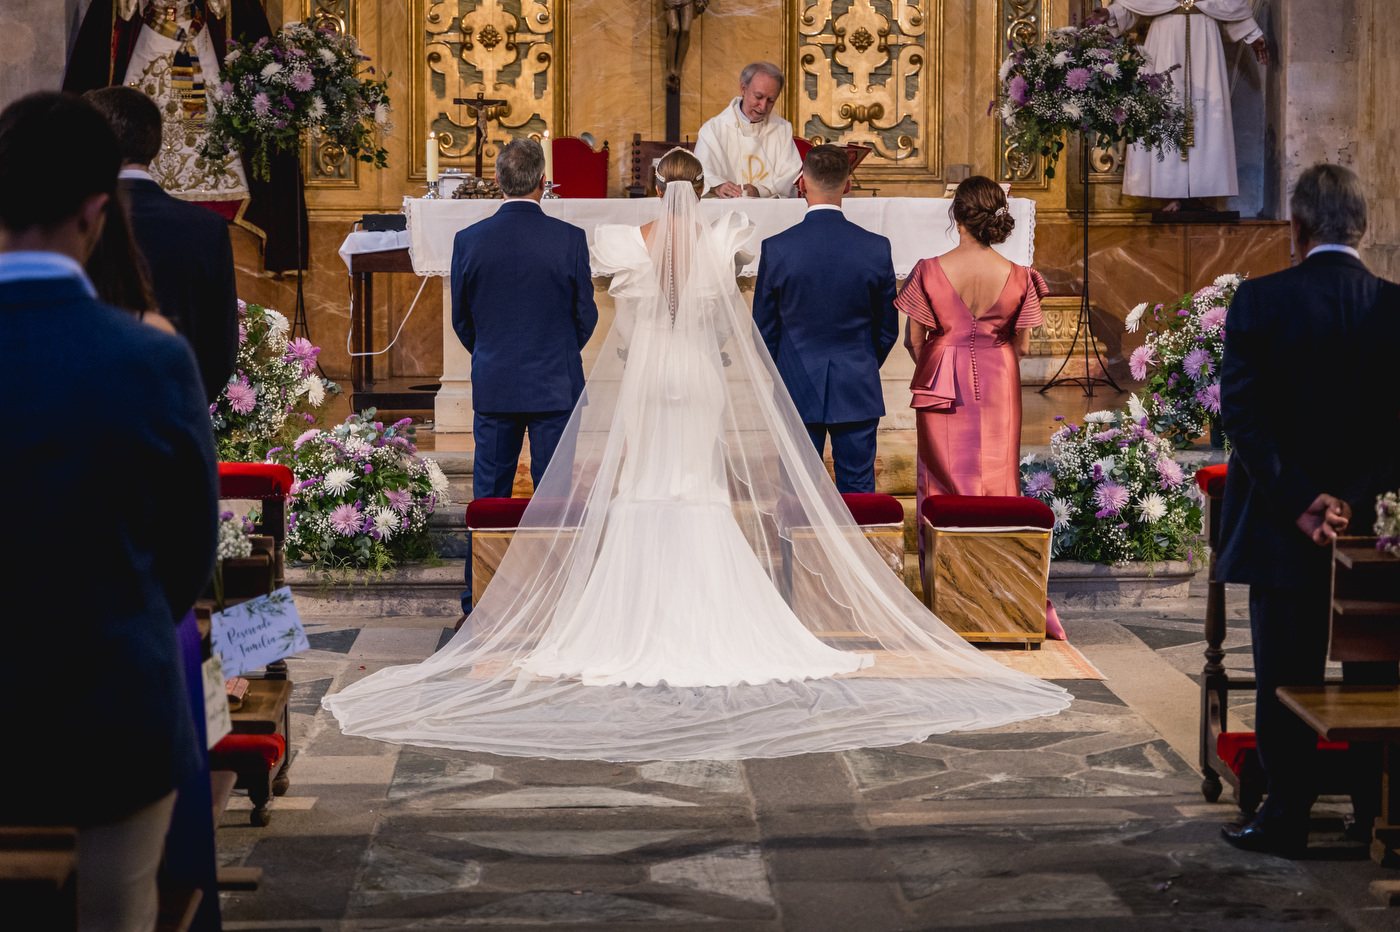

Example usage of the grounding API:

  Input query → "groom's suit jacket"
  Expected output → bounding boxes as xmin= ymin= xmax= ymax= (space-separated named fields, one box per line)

xmin=451 ymin=200 xmax=599 ymax=413
xmin=1217 ymin=251 xmax=1400 ymax=589
xmin=752 ymin=208 xmax=899 ymax=424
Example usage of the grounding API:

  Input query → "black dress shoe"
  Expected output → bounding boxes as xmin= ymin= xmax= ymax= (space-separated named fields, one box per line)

xmin=1221 ymin=814 xmax=1307 ymax=858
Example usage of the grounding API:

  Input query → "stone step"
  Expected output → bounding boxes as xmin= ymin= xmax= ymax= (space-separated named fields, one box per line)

xmin=288 ymin=563 xmax=460 ymax=619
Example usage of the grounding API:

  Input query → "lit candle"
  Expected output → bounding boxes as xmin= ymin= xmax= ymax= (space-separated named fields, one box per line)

xmin=426 ymin=133 xmax=439 ymax=185
xmin=543 ymin=130 xmax=554 ymax=186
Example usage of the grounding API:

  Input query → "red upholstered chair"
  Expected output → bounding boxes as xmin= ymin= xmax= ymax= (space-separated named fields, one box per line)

xmin=209 ymin=733 xmax=287 ymax=827
xmin=921 ymin=495 xmax=1054 ymax=648
xmin=218 ymin=462 xmax=294 ymax=589
xmin=551 ymin=136 xmax=609 ymax=198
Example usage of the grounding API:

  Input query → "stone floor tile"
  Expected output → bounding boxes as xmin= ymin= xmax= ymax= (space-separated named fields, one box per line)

xmin=290 ymin=755 xmax=400 ymax=785
xmin=307 ymin=628 xmax=361 ymax=654
xmin=347 ymin=628 xmax=443 ymax=661
xmin=636 ymin=760 xmax=746 ymax=795
xmin=648 ymin=843 xmax=774 ymax=906
xmin=442 ymin=830 xmax=692 ymax=858
xmin=386 ymin=749 xmax=495 ymax=799
xmin=351 ymin=839 xmax=483 ymax=909
xmin=441 ymin=786 xmax=698 ymax=810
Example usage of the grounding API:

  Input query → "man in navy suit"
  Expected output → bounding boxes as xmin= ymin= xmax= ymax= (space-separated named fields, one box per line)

xmin=451 ymin=138 xmax=598 ymax=616
xmin=86 ymin=86 xmax=239 ymax=404
xmin=1217 ymin=163 xmax=1400 ymax=856
xmin=753 ymin=144 xmax=899 ymax=493
xmin=0 ymin=92 xmax=217 ymax=931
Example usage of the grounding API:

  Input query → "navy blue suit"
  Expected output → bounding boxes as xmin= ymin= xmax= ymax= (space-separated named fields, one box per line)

xmin=753 ymin=208 xmax=899 ymax=492
xmin=451 ymin=200 xmax=598 ymax=612
xmin=1 ymin=275 xmax=217 ymax=826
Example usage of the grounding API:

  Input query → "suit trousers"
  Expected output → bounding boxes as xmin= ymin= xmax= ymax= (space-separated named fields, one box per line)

xmin=1250 ymin=584 xmax=1399 ymax=827
xmin=77 ymin=790 xmax=177 ymax=932
xmin=805 ymin=419 xmax=879 ymax=494
xmin=463 ymin=410 xmax=573 ymax=613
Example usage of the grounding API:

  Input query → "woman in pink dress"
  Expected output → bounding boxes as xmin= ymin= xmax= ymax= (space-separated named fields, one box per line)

xmin=894 ymin=176 xmax=1048 ymax=572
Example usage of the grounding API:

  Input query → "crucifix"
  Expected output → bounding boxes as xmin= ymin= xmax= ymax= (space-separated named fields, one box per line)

xmin=663 ymin=0 xmax=708 ymax=141
xmin=452 ymin=91 xmax=509 ymax=177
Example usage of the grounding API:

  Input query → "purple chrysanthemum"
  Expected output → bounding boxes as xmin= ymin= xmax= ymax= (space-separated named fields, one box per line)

xmin=1199 ymin=305 xmax=1228 ymax=331
xmin=1024 ymin=471 xmax=1055 ymax=497
xmin=1112 ymin=106 xmax=1127 ymax=125
xmin=1094 ymin=481 xmax=1129 ymax=514
xmin=291 ymin=69 xmax=315 ymax=92
xmin=1092 ymin=428 xmax=1120 ymax=442
xmin=1156 ymin=457 xmax=1185 ymax=488
xmin=238 ymin=321 xmax=248 ymax=345
xmin=328 ymin=502 xmax=362 ymax=536
xmin=1009 ymin=74 xmax=1030 ymax=105
xmin=1065 ymin=68 xmax=1092 ymax=91
xmin=226 ymin=381 xmax=256 ymax=414
xmin=252 ymin=92 xmax=271 ymax=117
xmin=1198 ymin=382 xmax=1222 ymax=414
xmin=386 ymin=489 xmax=413 ymax=514
xmin=1183 ymin=347 xmax=1215 ymax=382
xmin=286 ymin=337 xmax=319 ymax=377
xmin=1129 ymin=344 xmax=1156 ymax=381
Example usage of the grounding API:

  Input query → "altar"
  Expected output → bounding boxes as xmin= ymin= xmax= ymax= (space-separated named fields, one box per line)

xmin=403 ymin=196 xmax=1038 ymax=432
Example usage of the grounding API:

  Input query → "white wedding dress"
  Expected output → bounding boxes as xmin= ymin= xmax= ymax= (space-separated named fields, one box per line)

xmin=323 ymin=184 xmax=1069 ymax=760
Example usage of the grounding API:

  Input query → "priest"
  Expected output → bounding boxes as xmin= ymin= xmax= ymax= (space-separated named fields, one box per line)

xmin=1088 ymin=1 xmax=1269 ymax=210
xmin=693 ymin=62 xmax=803 ymax=199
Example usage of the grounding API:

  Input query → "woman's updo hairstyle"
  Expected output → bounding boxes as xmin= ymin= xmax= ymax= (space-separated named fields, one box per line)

xmin=655 ymin=148 xmax=704 ymax=197
xmin=951 ymin=175 xmax=1015 ymax=247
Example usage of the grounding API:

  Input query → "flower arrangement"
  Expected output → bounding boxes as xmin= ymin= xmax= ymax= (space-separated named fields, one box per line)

xmin=1376 ymin=491 xmax=1400 ymax=558
xmin=269 ymin=410 xmax=447 ymax=574
xmin=211 ymin=300 xmax=341 ymax=462
xmin=217 ymin=510 xmax=255 ymax=561
xmin=201 ymin=20 xmax=391 ymax=181
xmin=1123 ymin=273 xmax=1243 ymax=449
xmin=996 ymin=24 xmax=1185 ymax=178
xmin=1022 ymin=409 xmax=1203 ymax=565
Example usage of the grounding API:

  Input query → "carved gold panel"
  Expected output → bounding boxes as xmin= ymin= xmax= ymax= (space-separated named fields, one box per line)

xmin=302 ymin=0 xmax=359 ymax=187
xmin=996 ymin=0 xmax=1053 ymax=190
xmin=412 ymin=0 xmax=567 ymax=178
xmin=787 ymin=1 xmax=942 ymax=182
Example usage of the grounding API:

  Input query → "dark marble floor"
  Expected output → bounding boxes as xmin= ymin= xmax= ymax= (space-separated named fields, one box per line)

xmin=214 ymin=585 xmax=1399 ymax=931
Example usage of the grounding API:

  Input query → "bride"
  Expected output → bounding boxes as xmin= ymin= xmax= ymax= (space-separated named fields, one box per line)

xmin=323 ymin=149 xmax=1069 ymax=759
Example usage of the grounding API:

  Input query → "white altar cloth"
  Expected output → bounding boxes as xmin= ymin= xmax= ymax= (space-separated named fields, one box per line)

xmin=403 ymin=196 xmax=1037 ymax=279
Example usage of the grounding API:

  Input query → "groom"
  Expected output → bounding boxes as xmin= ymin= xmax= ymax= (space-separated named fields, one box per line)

xmin=451 ymin=137 xmax=598 ymax=618
xmin=753 ymin=145 xmax=899 ymax=492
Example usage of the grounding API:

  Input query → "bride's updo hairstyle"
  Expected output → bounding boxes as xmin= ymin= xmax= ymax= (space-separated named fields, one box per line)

xmin=951 ymin=175 xmax=1015 ymax=247
xmin=655 ymin=148 xmax=704 ymax=197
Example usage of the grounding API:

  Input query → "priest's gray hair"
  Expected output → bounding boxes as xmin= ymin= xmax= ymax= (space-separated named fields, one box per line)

xmin=740 ymin=61 xmax=785 ymax=92
xmin=1291 ymin=163 xmax=1367 ymax=248
xmin=496 ymin=138 xmax=546 ymax=197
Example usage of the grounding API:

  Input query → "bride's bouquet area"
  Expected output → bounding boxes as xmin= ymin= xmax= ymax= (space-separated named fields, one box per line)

xmin=269 ymin=411 xmax=447 ymax=574
xmin=201 ymin=20 xmax=391 ymax=181
xmin=996 ymin=24 xmax=1185 ymax=177
xmin=212 ymin=300 xmax=340 ymax=462
xmin=1124 ymin=273 xmax=1242 ymax=448
xmin=1022 ymin=410 xmax=1203 ymax=565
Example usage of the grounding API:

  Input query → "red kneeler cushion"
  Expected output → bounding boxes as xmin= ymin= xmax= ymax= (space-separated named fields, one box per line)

xmin=774 ymin=493 xmax=903 ymax=529
xmin=1216 ymin=731 xmax=1347 ymax=776
xmin=466 ymin=497 xmax=532 ymax=529
xmin=1196 ymin=464 xmax=1228 ymax=500
xmin=210 ymin=733 xmax=286 ymax=772
xmin=922 ymin=495 xmax=1055 ymax=530
xmin=219 ymin=463 xmax=295 ymax=500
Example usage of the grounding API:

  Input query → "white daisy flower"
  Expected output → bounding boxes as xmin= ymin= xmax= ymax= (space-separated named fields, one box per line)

xmin=1100 ymin=62 xmax=1120 ymax=80
xmin=1127 ymin=393 xmax=1148 ymax=421
xmin=1085 ymin=410 xmax=1116 ymax=424
xmin=372 ymin=507 xmax=401 ymax=539
xmin=374 ymin=103 xmax=391 ymax=125
xmin=318 ymin=47 xmax=337 ymax=66
xmin=1138 ymin=492 xmax=1168 ymax=523
xmin=999 ymin=99 xmax=1017 ymax=123
xmin=261 ymin=62 xmax=283 ymax=80
xmin=1053 ymin=50 xmax=1073 ymax=66
xmin=425 ymin=459 xmax=450 ymax=495
xmin=1062 ymin=101 xmax=1082 ymax=120
xmin=1214 ymin=273 xmax=1242 ymax=290
xmin=301 ymin=376 xmax=325 ymax=407
xmin=999 ymin=56 xmax=1016 ymax=82
xmin=324 ymin=467 xmax=355 ymax=495
xmin=1093 ymin=455 xmax=1117 ymax=474
xmin=265 ymin=309 xmax=290 ymax=340
xmin=1050 ymin=496 xmax=1075 ymax=531
xmin=1124 ymin=301 xmax=1148 ymax=333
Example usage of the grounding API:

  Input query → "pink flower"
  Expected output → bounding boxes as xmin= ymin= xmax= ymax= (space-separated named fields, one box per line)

xmin=238 ymin=322 xmax=248 ymax=345
xmin=225 ymin=381 xmax=257 ymax=415
xmin=386 ymin=489 xmax=413 ymax=513
xmin=1091 ymin=428 xmax=1120 ymax=442
xmin=252 ymin=93 xmax=272 ymax=117
xmin=294 ymin=428 xmax=320 ymax=449
xmin=1009 ymin=74 xmax=1030 ymax=105
xmin=1065 ymin=68 xmax=1092 ymax=91
xmin=1156 ymin=457 xmax=1185 ymax=488
xmin=1024 ymin=471 xmax=1055 ymax=497
xmin=1197 ymin=383 xmax=1222 ymax=414
xmin=1094 ymin=481 xmax=1129 ymax=514
xmin=286 ymin=337 xmax=319 ymax=377
xmin=237 ymin=298 xmax=248 ymax=316
xmin=328 ymin=502 xmax=362 ymax=536
xmin=1183 ymin=347 xmax=1215 ymax=382
xmin=1129 ymin=344 xmax=1156 ymax=380
xmin=291 ymin=69 xmax=314 ymax=92
xmin=1199 ymin=305 xmax=1228 ymax=331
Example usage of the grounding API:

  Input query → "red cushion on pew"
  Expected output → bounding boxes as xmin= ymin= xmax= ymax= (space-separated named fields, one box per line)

xmin=1216 ymin=731 xmax=1347 ymax=776
xmin=840 ymin=493 xmax=904 ymax=526
xmin=219 ymin=463 xmax=295 ymax=500
xmin=1196 ymin=464 xmax=1228 ymax=500
xmin=921 ymin=495 xmax=1055 ymax=530
xmin=466 ymin=497 xmax=532 ymax=529
xmin=209 ymin=733 xmax=286 ymax=772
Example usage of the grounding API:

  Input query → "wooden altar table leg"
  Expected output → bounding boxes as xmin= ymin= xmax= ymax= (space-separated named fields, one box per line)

xmin=1371 ymin=740 xmax=1400 ymax=868
xmin=350 ymin=268 xmax=366 ymax=394
xmin=363 ymin=270 xmax=375 ymax=388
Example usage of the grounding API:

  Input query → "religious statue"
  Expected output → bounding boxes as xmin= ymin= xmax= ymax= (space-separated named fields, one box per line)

xmin=693 ymin=61 xmax=803 ymax=199
xmin=1088 ymin=1 xmax=1269 ymax=211
xmin=663 ymin=0 xmax=709 ymax=92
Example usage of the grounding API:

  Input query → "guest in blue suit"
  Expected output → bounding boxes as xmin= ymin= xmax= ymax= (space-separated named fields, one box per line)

xmin=451 ymin=138 xmax=598 ymax=616
xmin=0 ymin=92 xmax=217 ymax=932
xmin=753 ymin=144 xmax=899 ymax=493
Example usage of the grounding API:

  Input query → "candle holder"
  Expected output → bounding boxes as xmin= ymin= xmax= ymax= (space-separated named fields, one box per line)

xmin=542 ymin=181 xmax=562 ymax=199
xmin=422 ymin=180 xmax=441 ymax=200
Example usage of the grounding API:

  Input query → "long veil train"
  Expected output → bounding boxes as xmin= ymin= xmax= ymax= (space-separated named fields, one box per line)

xmin=323 ymin=183 xmax=1070 ymax=760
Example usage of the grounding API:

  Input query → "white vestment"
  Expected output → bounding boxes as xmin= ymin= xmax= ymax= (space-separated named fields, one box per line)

xmin=693 ymin=98 xmax=803 ymax=198
xmin=1107 ymin=0 xmax=1262 ymax=199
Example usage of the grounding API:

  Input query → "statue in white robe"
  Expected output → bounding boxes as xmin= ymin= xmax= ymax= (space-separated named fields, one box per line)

xmin=1091 ymin=1 xmax=1269 ymax=206
xmin=693 ymin=62 xmax=802 ymax=199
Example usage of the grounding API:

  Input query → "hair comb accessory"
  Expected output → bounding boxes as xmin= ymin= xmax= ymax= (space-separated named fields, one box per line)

xmin=995 ymin=206 xmax=1008 ymax=217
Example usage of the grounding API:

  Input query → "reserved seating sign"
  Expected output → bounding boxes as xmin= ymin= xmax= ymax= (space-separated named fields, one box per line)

xmin=211 ymin=587 xmax=310 ymax=677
